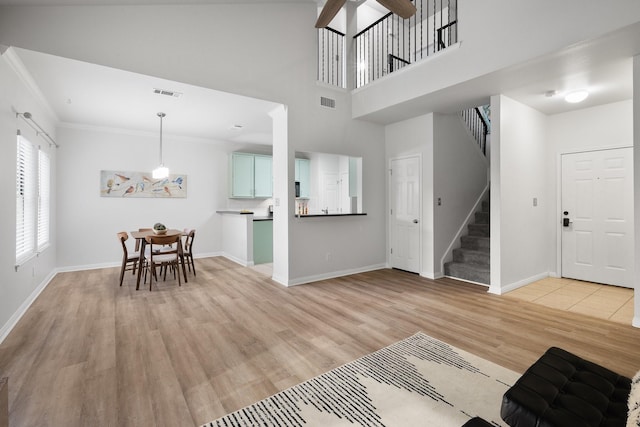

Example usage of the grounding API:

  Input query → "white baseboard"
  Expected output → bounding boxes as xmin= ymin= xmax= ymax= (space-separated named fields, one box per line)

xmin=420 ymin=271 xmax=444 ymax=280
xmin=57 ymin=252 xmax=224 ymax=273
xmin=57 ymin=261 xmax=119 ymax=273
xmin=489 ymin=272 xmax=550 ymax=295
xmin=285 ymin=263 xmax=387 ymax=287
xmin=445 ymin=275 xmax=489 ymax=287
xmin=0 ymin=269 xmax=57 ymax=345
xmin=221 ymin=253 xmax=253 ymax=267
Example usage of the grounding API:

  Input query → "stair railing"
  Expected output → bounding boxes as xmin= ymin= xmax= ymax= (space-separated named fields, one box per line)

xmin=318 ymin=26 xmax=346 ymax=88
xmin=460 ymin=107 xmax=489 ymax=156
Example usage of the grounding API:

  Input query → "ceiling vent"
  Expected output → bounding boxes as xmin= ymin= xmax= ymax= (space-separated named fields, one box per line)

xmin=153 ymin=88 xmax=183 ymax=98
xmin=320 ymin=96 xmax=336 ymax=109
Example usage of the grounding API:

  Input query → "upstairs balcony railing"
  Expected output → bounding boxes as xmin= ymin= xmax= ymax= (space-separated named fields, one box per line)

xmin=318 ymin=27 xmax=346 ymax=89
xmin=354 ymin=0 xmax=457 ymax=88
xmin=317 ymin=0 xmax=457 ymax=89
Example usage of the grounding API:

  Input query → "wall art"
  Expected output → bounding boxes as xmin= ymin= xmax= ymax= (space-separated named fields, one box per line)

xmin=100 ymin=170 xmax=187 ymax=198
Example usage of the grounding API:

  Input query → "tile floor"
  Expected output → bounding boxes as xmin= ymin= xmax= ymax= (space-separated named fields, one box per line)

xmin=505 ymin=277 xmax=634 ymax=325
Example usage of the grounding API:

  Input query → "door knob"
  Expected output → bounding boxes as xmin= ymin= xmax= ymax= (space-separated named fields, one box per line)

xmin=413 ymin=219 xmax=419 ymax=224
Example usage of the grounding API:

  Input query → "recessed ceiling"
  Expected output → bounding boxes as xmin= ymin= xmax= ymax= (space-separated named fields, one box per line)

xmin=12 ymin=47 xmax=281 ymax=144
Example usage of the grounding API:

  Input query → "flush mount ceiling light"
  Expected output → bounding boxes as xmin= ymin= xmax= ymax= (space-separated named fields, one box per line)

xmin=152 ymin=112 xmax=169 ymax=179
xmin=564 ymin=90 xmax=589 ymax=103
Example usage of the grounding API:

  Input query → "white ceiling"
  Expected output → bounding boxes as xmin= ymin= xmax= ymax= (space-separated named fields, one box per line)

xmin=12 ymin=47 xmax=281 ymax=144
xmin=5 ymin=2 xmax=638 ymax=142
xmin=0 ymin=0 xmax=315 ymax=4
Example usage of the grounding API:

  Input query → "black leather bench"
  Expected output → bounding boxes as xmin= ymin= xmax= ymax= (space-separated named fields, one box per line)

xmin=500 ymin=347 xmax=631 ymax=427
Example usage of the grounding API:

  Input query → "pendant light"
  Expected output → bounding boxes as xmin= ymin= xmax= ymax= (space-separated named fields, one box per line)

xmin=152 ymin=112 xmax=169 ymax=179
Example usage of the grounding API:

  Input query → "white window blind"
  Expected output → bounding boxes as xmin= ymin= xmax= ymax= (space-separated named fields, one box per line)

xmin=16 ymin=135 xmax=37 ymax=264
xmin=38 ymin=150 xmax=50 ymax=251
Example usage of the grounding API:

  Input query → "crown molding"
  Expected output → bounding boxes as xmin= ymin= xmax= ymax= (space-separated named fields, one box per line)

xmin=2 ymin=47 xmax=59 ymax=123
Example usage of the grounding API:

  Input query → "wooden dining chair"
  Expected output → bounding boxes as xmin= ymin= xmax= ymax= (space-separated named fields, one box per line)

xmin=117 ymin=231 xmax=140 ymax=286
xmin=144 ymin=233 xmax=182 ymax=290
xmin=183 ymin=228 xmax=196 ymax=276
xmin=135 ymin=228 xmax=152 ymax=252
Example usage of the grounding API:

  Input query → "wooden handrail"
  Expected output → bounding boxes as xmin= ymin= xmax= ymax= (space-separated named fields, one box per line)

xmin=0 ymin=377 xmax=7 ymax=427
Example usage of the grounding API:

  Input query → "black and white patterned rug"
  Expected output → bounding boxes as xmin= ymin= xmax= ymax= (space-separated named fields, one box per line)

xmin=203 ymin=332 xmax=519 ymax=426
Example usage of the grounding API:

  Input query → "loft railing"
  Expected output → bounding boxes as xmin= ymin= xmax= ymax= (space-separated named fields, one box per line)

xmin=460 ymin=106 xmax=489 ymax=156
xmin=354 ymin=0 xmax=457 ymax=88
xmin=318 ymin=27 xmax=346 ymax=88
xmin=388 ymin=53 xmax=410 ymax=73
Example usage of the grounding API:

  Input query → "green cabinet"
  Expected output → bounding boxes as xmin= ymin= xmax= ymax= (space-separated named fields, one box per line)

xmin=253 ymin=220 xmax=273 ymax=264
xmin=295 ymin=158 xmax=310 ymax=198
xmin=230 ymin=152 xmax=272 ymax=198
xmin=254 ymin=155 xmax=273 ymax=198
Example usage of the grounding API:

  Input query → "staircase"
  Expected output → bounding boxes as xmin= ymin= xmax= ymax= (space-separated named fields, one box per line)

xmin=444 ymin=198 xmax=490 ymax=285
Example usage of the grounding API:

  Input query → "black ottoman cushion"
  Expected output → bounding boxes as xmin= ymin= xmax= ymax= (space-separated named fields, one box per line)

xmin=462 ymin=416 xmax=494 ymax=427
xmin=501 ymin=347 xmax=631 ymax=427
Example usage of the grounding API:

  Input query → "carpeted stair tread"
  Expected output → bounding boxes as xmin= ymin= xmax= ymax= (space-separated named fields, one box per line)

xmin=468 ymin=223 xmax=490 ymax=237
xmin=453 ymin=248 xmax=490 ymax=266
xmin=461 ymin=235 xmax=490 ymax=252
xmin=444 ymin=261 xmax=490 ymax=285
xmin=447 ymin=194 xmax=491 ymax=284
xmin=475 ymin=211 xmax=490 ymax=224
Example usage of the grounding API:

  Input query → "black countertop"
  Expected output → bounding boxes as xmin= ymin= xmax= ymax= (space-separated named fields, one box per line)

xmin=296 ymin=213 xmax=367 ymax=218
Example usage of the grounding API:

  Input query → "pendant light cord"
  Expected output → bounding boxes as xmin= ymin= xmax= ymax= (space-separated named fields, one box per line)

xmin=158 ymin=112 xmax=165 ymax=166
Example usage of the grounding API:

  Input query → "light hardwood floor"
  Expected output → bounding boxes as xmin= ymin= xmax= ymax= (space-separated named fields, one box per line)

xmin=2 ymin=257 xmax=640 ymax=426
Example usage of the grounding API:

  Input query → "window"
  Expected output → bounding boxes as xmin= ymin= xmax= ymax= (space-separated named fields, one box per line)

xmin=38 ymin=150 xmax=50 ymax=251
xmin=15 ymin=135 xmax=50 ymax=266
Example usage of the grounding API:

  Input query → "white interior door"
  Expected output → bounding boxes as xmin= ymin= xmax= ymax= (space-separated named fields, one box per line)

xmin=390 ymin=156 xmax=421 ymax=273
xmin=322 ymin=173 xmax=338 ymax=213
xmin=561 ymin=147 xmax=634 ymax=287
xmin=339 ymin=172 xmax=350 ymax=213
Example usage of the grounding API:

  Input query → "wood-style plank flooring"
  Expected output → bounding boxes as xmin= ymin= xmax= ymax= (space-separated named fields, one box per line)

xmin=1 ymin=257 xmax=640 ymax=426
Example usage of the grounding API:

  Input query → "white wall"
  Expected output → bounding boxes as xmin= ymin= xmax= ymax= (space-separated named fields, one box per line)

xmin=55 ymin=126 xmax=273 ymax=269
xmin=0 ymin=51 xmax=57 ymax=340
xmin=634 ymin=56 xmax=640 ymax=327
xmin=546 ymin=100 xmax=634 ymax=276
xmin=490 ymin=95 xmax=549 ymax=294
xmin=433 ymin=113 xmax=488 ymax=277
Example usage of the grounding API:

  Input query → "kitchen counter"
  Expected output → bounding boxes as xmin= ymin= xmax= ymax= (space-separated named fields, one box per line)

xmin=217 ymin=210 xmax=272 ymax=266
xmin=296 ymin=213 xmax=367 ymax=218
xmin=215 ymin=210 xmax=253 ymax=215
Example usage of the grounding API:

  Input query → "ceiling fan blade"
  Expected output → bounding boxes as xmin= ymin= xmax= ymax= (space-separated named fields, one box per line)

xmin=315 ymin=0 xmax=347 ymax=28
xmin=375 ymin=0 xmax=417 ymax=19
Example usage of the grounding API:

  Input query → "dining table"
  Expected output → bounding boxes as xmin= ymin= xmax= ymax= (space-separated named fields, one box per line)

xmin=130 ymin=229 xmax=188 ymax=290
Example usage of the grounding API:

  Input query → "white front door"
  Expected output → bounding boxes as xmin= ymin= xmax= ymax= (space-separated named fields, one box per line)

xmin=390 ymin=156 xmax=421 ymax=273
xmin=561 ymin=147 xmax=634 ymax=287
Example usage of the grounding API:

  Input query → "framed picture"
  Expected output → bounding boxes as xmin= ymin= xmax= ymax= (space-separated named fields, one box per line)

xmin=100 ymin=170 xmax=187 ymax=198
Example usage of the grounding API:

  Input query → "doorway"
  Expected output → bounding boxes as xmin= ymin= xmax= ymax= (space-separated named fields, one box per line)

xmin=560 ymin=147 xmax=634 ymax=288
xmin=389 ymin=155 xmax=421 ymax=273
